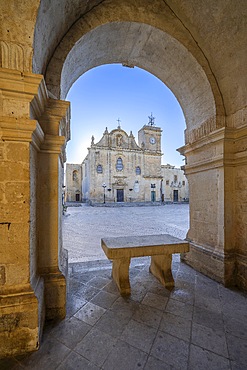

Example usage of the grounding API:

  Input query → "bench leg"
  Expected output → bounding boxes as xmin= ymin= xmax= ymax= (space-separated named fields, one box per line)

xmin=150 ymin=254 xmax=174 ymax=289
xmin=112 ymin=258 xmax=131 ymax=295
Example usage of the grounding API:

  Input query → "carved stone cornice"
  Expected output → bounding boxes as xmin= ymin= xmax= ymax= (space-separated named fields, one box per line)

xmin=179 ymin=126 xmax=226 ymax=153
xmin=179 ymin=126 xmax=247 ymax=174
xmin=0 ymin=116 xmax=38 ymax=142
xmin=0 ymin=68 xmax=49 ymax=119
xmin=0 ymin=69 xmax=70 ymax=161
xmin=227 ymin=107 xmax=247 ymax=129
xmin=184 ymin=115 xmax=225 ymax=145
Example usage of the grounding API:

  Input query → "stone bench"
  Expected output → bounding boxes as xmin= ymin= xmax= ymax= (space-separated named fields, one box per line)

xmin=101 ymin=234 xmax=189 ymax=295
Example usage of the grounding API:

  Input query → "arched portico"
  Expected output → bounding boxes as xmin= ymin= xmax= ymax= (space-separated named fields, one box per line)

xmin=0 ymin=0 xmax=246 ymax=358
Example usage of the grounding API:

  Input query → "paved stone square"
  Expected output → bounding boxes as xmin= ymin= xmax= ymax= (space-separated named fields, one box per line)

xmin=63 ymin=203 xmax=190 ymax=262
xmin=3 ymin=243 xmax=247 ymax=369
xmin=3 ymin=204 xmax=247 ymax=369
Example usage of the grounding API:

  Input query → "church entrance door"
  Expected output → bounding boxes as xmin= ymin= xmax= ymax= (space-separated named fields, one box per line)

xmin=173 ymin=190 xmax=178 ymax=202
xmin=117 ymin=189 xmax=124 ymax=202
xmin=151 ymin=191 xmax=156 ymax=202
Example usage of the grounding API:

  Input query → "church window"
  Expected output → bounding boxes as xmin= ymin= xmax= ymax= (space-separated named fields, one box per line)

xmin=182 ymin=180 xmax=185 ymax=186
xmin=72 ymin=170 xmax=78 ymax=181
xmin=174 ymin=175 xmax=178 ymax=182
xmin=96 ymin=164 xmax=103 ymax=174
xmin=135 ymin=166 xmax=141 ymax=175
xmin=116 ymin=157 xmax=123 ymax=171
xmin=166 ymin=180 xmax=169 ymax=185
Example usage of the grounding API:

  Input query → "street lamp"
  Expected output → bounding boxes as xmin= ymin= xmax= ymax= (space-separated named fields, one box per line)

xmin=102 ymin=183 xmax=107 ymax=204
xmin=129 ymin=188 xmax=133 ymax=202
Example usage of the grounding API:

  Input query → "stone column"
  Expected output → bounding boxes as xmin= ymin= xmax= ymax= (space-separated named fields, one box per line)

xmin=0 ymin=68 xmax=46 ymax=357
xmin=226 ymin=110 xmax=247 ymax=291
xmin=0 ymin=68 xmax=70 ymax=357
xmin=178 ymin=122 xmax=236 ymax=286
xmin=38 ymin=99 xmax=70 ymax=321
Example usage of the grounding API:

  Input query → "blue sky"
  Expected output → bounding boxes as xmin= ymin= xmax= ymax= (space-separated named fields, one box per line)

xmin=66 ymin=64 xmax=186 ymax=167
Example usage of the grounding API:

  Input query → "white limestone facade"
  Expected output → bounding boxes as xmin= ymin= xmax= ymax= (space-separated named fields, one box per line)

xmin=161 ymin=164 xmax=189 ymax=202
xmin=65 ymin=164 xmax=82 ymax=202
xmin=66 ymin=123 xmax=188 ymax=204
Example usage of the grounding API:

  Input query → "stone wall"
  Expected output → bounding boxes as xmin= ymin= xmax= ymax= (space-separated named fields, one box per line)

xmin=161 ymin=165 xmax=189 ymax=202
xmin=65 ymin=164 xmax=82 ymax=202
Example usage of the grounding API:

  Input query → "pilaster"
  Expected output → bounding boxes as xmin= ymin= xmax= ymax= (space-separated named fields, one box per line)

xmin=38 ymin=99 xmax=70 ymax=320
xmin=0 ymin=68 xmax=70 ymax=357
xmin=178 ymin=125 xmax=245 ymax=288
xmin=0 ymin=68 xmax=47 ymax=357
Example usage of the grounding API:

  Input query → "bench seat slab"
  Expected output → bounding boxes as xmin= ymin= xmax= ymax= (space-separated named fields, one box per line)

xmin=101 ymin=234 xmax=189 ymax=295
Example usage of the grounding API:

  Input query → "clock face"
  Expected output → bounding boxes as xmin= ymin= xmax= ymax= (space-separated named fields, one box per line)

xmin=149 ymin=136 xmax=156 ymax=144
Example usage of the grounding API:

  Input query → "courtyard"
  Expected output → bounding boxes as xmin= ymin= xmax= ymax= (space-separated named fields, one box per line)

xmin=63 ymin=203 xmax=190 ymax=262
xmin=2 ymin=204 xmax=247 ymax=369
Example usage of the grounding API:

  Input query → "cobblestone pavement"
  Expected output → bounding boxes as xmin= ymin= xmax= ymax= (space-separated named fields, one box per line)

xmin=63 ymin=203 xmax=189 ymax=262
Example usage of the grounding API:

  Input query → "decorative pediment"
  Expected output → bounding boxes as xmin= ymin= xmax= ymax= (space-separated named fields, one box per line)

xmin=93 ymin=126 xmax=141 ymax=151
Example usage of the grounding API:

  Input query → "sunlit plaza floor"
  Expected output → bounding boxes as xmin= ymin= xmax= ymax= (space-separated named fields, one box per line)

xmin=63 ymin=203 xmax=190 ymax=263
xmin=2 ymin=204 xmax=247 ymax=369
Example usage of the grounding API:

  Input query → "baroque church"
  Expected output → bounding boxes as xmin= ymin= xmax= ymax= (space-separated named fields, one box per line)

xmin=66 ymin=117 xmax=189 ymax=204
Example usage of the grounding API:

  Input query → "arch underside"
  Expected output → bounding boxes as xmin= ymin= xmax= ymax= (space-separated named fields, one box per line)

xmin=71 ymin=23 xmax=217 ymax=129
xmin=46 ymin=22 xmax=217 ymax=134
xmin=29 ymin=0 xmax=246 ymax=125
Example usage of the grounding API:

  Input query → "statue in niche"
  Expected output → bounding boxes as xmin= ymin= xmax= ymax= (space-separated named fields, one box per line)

xmin=73 ymin=171 xmax=78 ymax=181
xmin=117 ymin=134 xmax=123 ymax=147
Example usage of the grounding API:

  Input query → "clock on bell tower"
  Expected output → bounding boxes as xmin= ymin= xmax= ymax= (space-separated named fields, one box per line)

xmin=138 ymin=114 xmax=162 ymax=152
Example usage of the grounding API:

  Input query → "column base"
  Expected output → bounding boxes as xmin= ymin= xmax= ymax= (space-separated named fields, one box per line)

xmin=181 ymin=242 xmax=236 ymax=287
xmin=42 ymin=270 xmax=67 ymax=321
xmin=236 ymin=253 xmax=247 ymax=291
xmin=0 ymin=278 xmax=44 ymax=358
xmin=41 ymin=248 xmax=68 ymax=321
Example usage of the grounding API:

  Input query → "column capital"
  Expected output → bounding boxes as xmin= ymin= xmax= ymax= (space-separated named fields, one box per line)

xmin=0 ymin=68 xmax=48 ymax=119
xmin=0 ymin=116 xmax=44 ymax=145
xmin=40 ymin=134 xmax=66 ymax=155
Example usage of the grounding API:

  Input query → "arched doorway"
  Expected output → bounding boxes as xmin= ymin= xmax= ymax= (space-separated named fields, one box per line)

xmin=37 ymin=14 xmax=228 ymax=319
xmin=1 ymin=0 xmax=246 ymax=358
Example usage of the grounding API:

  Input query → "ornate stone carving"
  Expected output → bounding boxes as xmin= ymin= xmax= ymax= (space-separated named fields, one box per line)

xmin=185 ymin=116 xmax=225 ymax=144
xmin=227 ymin=107 xmax=247 ymax=128
xmin=0 ymin=41 xmax=32 ymax=72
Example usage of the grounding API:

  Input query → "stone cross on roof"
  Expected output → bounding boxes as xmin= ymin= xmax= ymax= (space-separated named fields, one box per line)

xmin=117 ymin=118 xmax=121 ymax=129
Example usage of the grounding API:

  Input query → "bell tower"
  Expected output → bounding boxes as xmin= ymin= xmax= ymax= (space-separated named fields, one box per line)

xmin=138 ymin=113 xmax=162 ymax=152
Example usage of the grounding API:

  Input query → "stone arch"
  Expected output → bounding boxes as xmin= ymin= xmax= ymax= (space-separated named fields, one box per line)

xmin=1 ymin=0 xmax=247 ymax=358
xmin=42 ymin=17 xmax=225 ymax=138
xmin=31 ymin=2 xmax=241 ymax=291
xmin=58 ymin=22 xmax=218 ymax=133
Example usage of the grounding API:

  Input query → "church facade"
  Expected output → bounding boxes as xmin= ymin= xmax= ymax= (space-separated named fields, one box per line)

xmin=66 ymin=122 xmax=189 ymax=204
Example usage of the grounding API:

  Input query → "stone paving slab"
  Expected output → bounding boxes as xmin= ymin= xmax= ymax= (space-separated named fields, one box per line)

xmin=2 ymin=204 xmax=247 ymax=369
xmin=2 ymin=257 xmax=246 ymax=369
